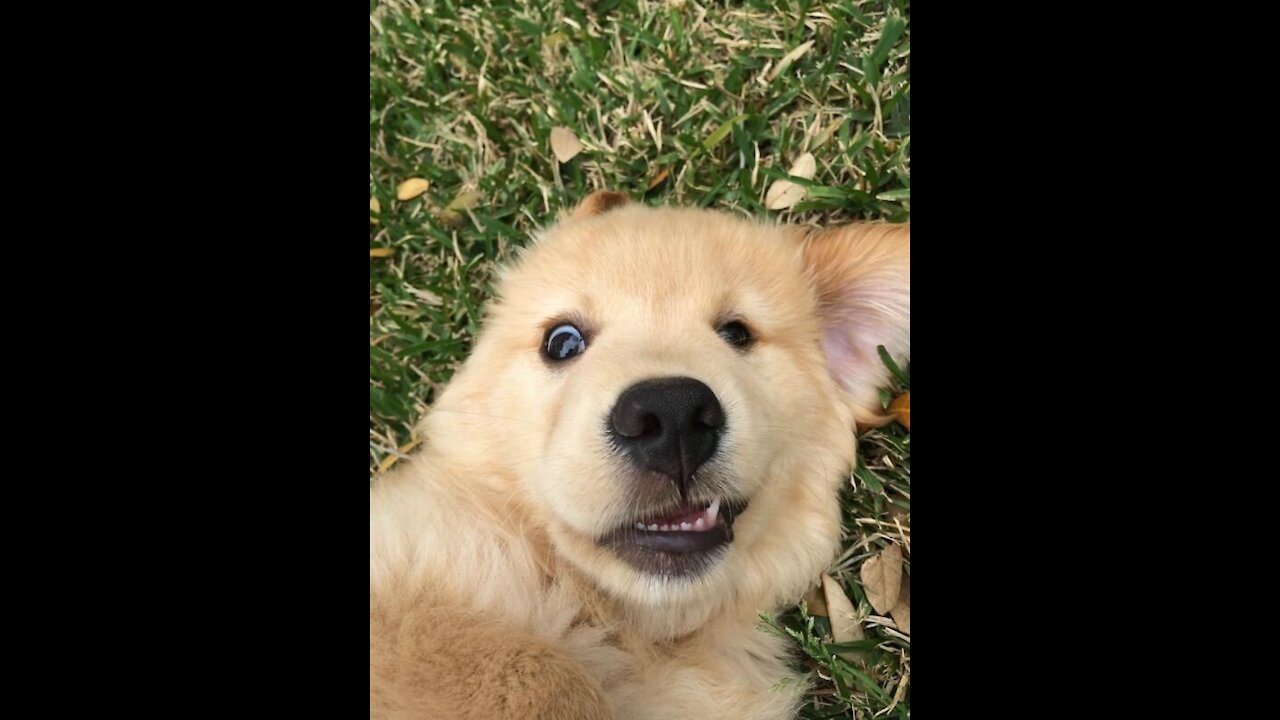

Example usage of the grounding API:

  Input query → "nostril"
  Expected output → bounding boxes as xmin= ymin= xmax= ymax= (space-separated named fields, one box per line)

xmin=695 ymin=402 xmax=724 ymax=430
xmin=612 ymin=402 xmax=660 ymax=439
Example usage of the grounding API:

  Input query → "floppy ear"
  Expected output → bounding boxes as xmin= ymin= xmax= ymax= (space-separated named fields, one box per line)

xmin=798 ymin=223 xmax=910 ymax=427
xmin=571 ymin=190 xmax=631 ymax=219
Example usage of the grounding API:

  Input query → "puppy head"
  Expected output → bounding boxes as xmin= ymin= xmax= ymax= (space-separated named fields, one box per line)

xmin=426 ymin=192 xmax=909 ymax=634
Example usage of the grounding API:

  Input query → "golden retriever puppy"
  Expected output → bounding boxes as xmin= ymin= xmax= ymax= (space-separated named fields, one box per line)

xmin=370 ymin=191 xmax=910 ymax=719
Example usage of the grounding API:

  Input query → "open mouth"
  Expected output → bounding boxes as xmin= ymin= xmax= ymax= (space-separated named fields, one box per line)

xmin=601 ymin=496 xmax=749 ymax=576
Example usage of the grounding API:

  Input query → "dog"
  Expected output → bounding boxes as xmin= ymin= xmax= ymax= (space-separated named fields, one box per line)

xmin=370 ymin=190 xmax=910 ymax=719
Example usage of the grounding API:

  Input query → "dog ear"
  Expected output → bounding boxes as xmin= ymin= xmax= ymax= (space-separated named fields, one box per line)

xmin=571 ymin=190 xmax=631 ymax=219
xmin=797 ymin=223 xmax=910 ymax=427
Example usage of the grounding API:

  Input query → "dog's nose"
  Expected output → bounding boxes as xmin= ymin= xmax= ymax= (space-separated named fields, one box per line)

xmin=609 ymin=377 xmax=724 ymax=497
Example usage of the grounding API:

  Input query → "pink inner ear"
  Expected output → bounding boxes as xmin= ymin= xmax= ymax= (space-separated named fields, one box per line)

xmin=820 ymin=308 xmax=886 ymax=392
xmin=817 ymin=281 xmax=909 ymax=416
xmin=822 ymin=331 xmax=860 ymax=385
xmin=800 ymin=222 xmax=909 ymax=418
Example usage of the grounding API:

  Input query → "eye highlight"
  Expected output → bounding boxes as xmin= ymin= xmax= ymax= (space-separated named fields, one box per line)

xmin=543 ymin=324 xmax=587 ymax=361
xmin=715 ymin=320 xmax=754 ymax=349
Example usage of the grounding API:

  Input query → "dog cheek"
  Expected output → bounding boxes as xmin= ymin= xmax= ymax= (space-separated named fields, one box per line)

xmin=528 ymin=415 xmax=622 ymax=536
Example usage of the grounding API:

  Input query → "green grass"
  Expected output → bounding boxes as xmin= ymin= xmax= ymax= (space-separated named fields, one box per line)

xmin=370 ymin=1 xmax=910 ymax=716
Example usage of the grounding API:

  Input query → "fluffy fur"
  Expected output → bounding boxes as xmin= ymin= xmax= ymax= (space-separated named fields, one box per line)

xmin=370 ymin=193 xmax=910 ymax=719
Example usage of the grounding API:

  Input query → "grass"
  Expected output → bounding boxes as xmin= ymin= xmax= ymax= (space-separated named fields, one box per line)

xmin=370 ymin=1 xmax=910 ymax=716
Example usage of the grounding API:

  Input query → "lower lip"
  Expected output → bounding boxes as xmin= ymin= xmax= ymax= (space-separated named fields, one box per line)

xmin=601 ymin=517 xmax=734 ymax=577
xmin=599 ymin=499 xmax=748 ymax=576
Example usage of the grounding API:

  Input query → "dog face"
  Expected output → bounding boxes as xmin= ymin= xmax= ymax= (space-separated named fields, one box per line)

xmin=423 ymin=192 xmax=909 ymax=631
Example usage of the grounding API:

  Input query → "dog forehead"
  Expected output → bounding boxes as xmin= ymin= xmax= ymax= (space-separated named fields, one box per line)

xmin=509 ymin=206 xmax=802 ymax=304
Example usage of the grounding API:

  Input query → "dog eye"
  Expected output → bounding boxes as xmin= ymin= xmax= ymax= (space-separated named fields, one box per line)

xmin=715 ymin=320 xmax=753 ymax=349
xmin=544 ymin=324 xmax=587 ymax=361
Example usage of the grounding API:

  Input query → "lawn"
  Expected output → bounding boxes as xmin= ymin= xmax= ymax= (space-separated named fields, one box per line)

xmin=370 ymin=1 xmax=910 ymax=716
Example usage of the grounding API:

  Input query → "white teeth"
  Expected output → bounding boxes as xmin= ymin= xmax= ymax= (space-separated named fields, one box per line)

xmin=637 ymin=499 xmax=725 ymax=533
xmin=705 ymin=498 xmax=721 ymax=527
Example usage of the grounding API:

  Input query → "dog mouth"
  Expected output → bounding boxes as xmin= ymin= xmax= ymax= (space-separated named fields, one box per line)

xmin=600 ymin=496 xmax=749 ymax=576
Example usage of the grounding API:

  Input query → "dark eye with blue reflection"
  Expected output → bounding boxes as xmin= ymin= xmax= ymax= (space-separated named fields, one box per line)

xmin=716 ymin=320 xmax=753 ymax=349
xmin=544 ymin=324 xmax=587 ymax=361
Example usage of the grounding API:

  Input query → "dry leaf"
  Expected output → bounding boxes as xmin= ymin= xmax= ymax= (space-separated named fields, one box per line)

xmin=395 ymin=178 xmax=429 ymax=201
xmin=822 ymin=574 xmax=865 ymax=661
xmin=440 ymin=189 xmax=483 ymax=226
xmin=765 ymin=180 xmax=805 ymax=210
xmin=889 ymin=574 xmax=910 ymax=635
xmin=369 ymin=196 xmax=381 ymax=225
xmin=890 ymin=392 xmax=910 ymax=430
xmin=802 ymin=583 xmax=829 ymax=617
xmin=446 ymin=189 xmax=482 ymax=212
xmin=860 ymin=544 xmax=903 ymax=615
xmin=765 ymin=153 xmax=817 ymax=210
xmin=788 ymin=152 xmax=816 ymax=180
xmin=647 ymin=165 xmax=672 ymax=190
xmin=768 ymin=40 xmax=816 ymax=83
xmin=550 ymin=126 xmax=584 ymax=162
xmin=369 ymin=247 xmax=395 ymax=258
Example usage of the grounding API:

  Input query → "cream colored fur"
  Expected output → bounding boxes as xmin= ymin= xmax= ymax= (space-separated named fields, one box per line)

xmin=370 ymin=193 xmax=910 ymax=719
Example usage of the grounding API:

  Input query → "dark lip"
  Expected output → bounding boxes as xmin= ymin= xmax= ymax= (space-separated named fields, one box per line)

xmin=599 ymin=497 xmax=750 ymax=577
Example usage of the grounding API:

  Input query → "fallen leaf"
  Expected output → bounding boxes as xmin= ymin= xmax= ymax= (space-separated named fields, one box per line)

xmin=550 ymin=127 xmax=584 ymax=162
xmin=788 ymin=152 xmax=817 ymax=180
xmin=802 ymin=583 xmax=829 ymax=617
xmin=446 ymin=189 xmax=482 ymax=212
xmin=647 ymin=165 xmax=672 ymax=190
xmin=369 ymin=196 xmax=381 ymax=225
xmin=889 ymin=574 xmax=910 ymax=635
xmin=765 ymin=180 xmax=804 ymax=210
xmin=860 ymin=544 xmax=903 ymax=615
xmin=822 ymin=574 xmax=865 ymax=661
xmin=369 ymin=247 xmax=395 ymax=258
xmin=765 ymin=152 xmax=818 ymax=210
xmin=395 ymin=178 xmax=430 ymax=201
xmin=890 ymin=392 xmax=910 ymax=430
xmin=768 ymin=39 xmax=816 ymax=83
xmin=439 ymin=189 xmax=483 ymax=226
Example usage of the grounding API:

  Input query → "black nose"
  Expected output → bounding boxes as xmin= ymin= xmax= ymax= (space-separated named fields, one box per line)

xmin=609 ymin=377 xmax=724 ymax=498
